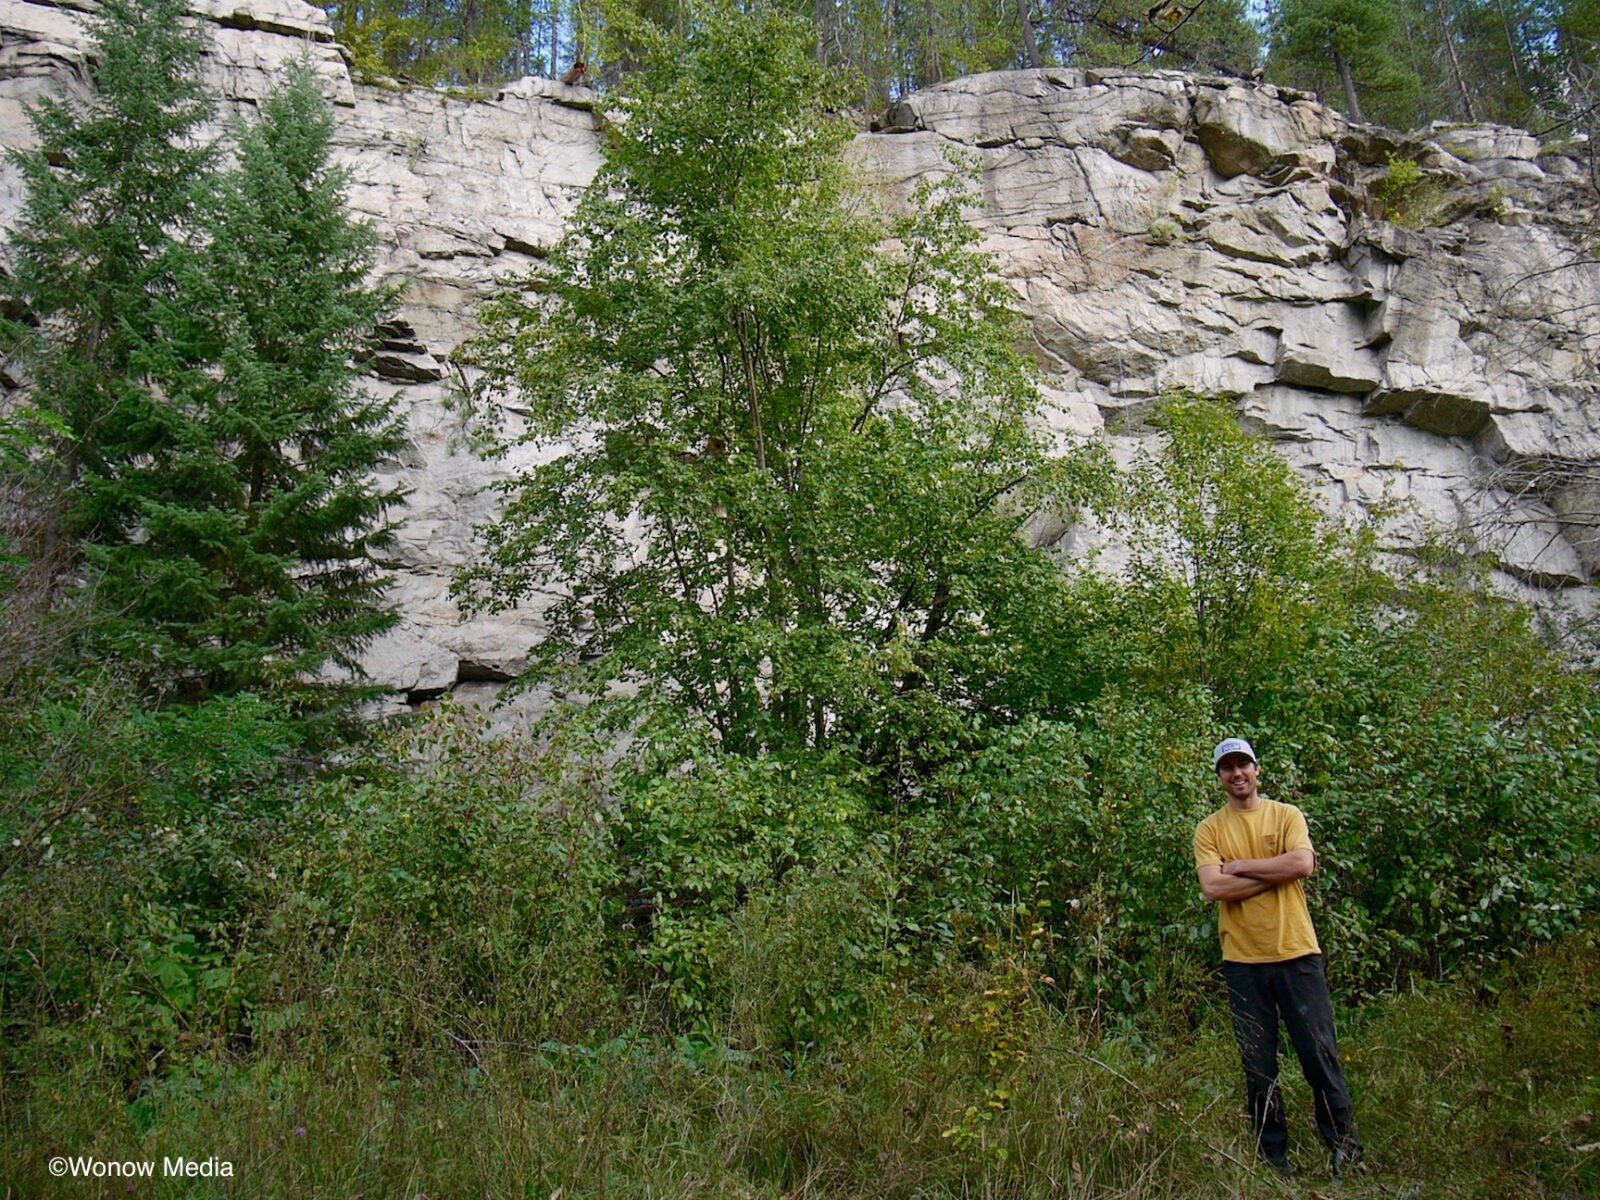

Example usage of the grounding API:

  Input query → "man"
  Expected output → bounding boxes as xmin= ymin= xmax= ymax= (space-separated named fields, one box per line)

xmin=1194 ymin=737 xmax=1362 ymax=1179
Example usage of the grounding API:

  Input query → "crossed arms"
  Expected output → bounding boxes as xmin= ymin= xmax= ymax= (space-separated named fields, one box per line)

xmin=1197 ymin=850 xmax=1315 ymax=902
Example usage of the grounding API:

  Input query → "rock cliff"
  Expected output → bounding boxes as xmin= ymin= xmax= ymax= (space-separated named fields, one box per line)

xmin=4 ymin=0 xmax=1598 ymax=704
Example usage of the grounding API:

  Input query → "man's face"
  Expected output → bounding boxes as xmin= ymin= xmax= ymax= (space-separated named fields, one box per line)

xmin=1216 ymin=754 xmax=1259 ymax=802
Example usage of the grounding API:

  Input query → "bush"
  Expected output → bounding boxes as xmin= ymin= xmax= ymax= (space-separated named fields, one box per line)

xmin=712 ymin=863 xmax=897 ymax=1063
xmin=268 ymin=701 xmax=620 ymax=1051
xmin=903 ymin=690 xmax=1218 ymax=1023
xmin=1250 ymin=572 xmax=1600 ymax=992
xmin=0 ymin=677 xmax=299 ymax=1081
xmin=1113 ymin=393 xmax=1350 ymax=709
xmin=615 ymin=739 xmax=870 ymax=1017
xmin=1373 ymin=152 xmax=1448 ymax=226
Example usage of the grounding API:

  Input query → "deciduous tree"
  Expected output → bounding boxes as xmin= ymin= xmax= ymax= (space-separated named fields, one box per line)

xmin=454 ymin=0 xmax=1098 ymax=768
xmin=1116 ymin=393 xmax=1339 ymax=704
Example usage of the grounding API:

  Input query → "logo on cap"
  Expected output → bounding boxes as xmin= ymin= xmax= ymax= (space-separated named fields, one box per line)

xmin=1213 ymin=738 xmax=1257 ymax=769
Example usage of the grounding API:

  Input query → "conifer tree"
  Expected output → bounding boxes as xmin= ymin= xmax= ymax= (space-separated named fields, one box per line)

xmin=4 ymin=3 xmax=405 ymax=698
xmin=1270 ymin=0 xmax=1421 ymax=125
xmin=1036 ymin=0 xmax=1261 ymax=76
xmin=2 ymin=0 xmax=215 ymax=588
xmin=175 ymin=63 xmax=406 ymax=693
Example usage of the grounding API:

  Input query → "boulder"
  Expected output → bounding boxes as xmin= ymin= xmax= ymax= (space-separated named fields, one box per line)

xmin=1193 ymin=83 xmax=1317 ymax=178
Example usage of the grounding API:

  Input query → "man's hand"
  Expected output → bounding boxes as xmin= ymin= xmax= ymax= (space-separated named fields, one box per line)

xmin=1197 ymin=850 xmax=1314 ymax=903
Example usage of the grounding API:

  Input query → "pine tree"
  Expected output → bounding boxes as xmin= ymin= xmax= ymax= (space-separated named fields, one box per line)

xmin=326 ymin=0 xmax=548 ymax=85
xmin=1270 ymin=0 xmax=1422 ymax=126
xmin=1555 ymin=1 xmax=1600 ymax=169
xmin=1037 ymin=0 xmax=1262 ymax=76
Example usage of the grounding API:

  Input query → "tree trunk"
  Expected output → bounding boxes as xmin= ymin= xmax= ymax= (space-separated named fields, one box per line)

xmin=1016 ymin=0 xmax=1043 ymax=69
xmin=1401 ymin=18 xmax=1429 ymax=124
xmin=885 ymin=0 xmax=898 ymax=104
xmin=1333 ymin=50 xmax=1364 ymax=122
xmin=1433 ymin=0 xmax=1478 ymax=122
xmin=549 ymin=0 xmax=559 ymax=78
xmin=1494 ymin=0 xmax=1529 ymax=104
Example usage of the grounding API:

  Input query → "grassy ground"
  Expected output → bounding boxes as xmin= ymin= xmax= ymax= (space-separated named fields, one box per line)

xmin=4 ymin=933 xmax=1597 ymax=1200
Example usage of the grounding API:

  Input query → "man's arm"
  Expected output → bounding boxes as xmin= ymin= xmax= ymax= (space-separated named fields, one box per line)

xmin=1222 ymin=848 xmax=1315 ymax=883
xmin=1197 ymin=863 xmax=1276 ymax=902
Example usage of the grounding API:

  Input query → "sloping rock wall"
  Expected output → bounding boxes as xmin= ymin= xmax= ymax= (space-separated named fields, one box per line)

xmin=4 ymin=0 xmax=1598 ymax=703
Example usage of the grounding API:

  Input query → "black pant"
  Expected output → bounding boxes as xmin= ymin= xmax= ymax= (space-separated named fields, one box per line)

xmin=1223 ymin=955 xmax=1359 ymax=1163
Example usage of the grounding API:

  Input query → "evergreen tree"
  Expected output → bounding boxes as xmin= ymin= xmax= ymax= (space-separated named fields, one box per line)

xmin=178 ymin=64 xmax=407 ymax=692
xmin=1037 ymin=0 xmax=1262 ymax=77
xmin=0 ymin=0 xmax=215 ymax=608
xmin=589 ymin=1 xmax=1265 ymax=109
xmin=1270 ymin=0 xmax=1422 ymax=125
xmin=1265 ymin=1 xmax=1558 ymax=129
xmin=4 ymin=4 xmax=405 ymax=698
xmin=1451 ymin=0 xmax=1540 ymax=123
xmin=326 ymin=0 xmax=557 ymax=84
xmin=1553 ymin=0 xmax=1599 ymax=156
xmin=1556 ymin=0 xmax=1600 ymax=68
xmin=1400 ymin=0 xmax=1484 ymax=124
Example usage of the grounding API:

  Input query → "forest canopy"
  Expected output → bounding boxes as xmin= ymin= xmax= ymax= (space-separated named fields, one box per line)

xmin=323 ymin=0 xmax=1600 ymax=139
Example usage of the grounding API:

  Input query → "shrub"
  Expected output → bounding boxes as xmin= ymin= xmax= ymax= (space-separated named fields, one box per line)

xmin=1147 ymin=215 xmax=1184 ymax=244
xmin=712 ymin=863 xmax=898 ymax=1063
xmin=1373 ymin=152 xmax=1448 ymax=226
xmin=912 ymin=691 xmax=1220 ymax=1021
xmin=270 ymin=701 xmax=620 ymax=1050
xmin=615 ymin=739 xmax=870 ymax=1017
xmin=0 ymin=679 xmax=299 ymax=1080
xmin=1250 ymin=572 xmax=1600 ymax=993
xmin=1114 ymin=392 xmax=1348 ymax=709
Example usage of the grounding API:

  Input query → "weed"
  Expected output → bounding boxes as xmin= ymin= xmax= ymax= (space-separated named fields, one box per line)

xmin=1147 ymin=215 xmax=1184 ymax=245
xmin=3 ymin=931 xmax=1595 ymax=1197
xmin=1373 ymin=153 xmax=1450 ymax=227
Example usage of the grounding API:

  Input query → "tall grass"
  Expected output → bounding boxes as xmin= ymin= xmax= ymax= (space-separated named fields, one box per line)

xmin=5 ymin=929 xmax=1596 ymax=1198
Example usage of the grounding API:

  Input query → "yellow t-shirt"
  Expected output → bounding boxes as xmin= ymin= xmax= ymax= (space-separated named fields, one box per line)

xmin=1193 ymin=797 xmax=1321 ymax=963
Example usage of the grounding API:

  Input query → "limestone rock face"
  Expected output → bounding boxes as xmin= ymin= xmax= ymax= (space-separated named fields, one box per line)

xmin=3 ymin=1 xmax=1598 ymax=703
xmin=866 ymin=69 xmax=1599 ymax=611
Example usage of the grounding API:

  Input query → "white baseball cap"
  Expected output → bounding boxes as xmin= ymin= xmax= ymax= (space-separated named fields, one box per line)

xmin=1213 ymin=738 xmax=1257 ymax=769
